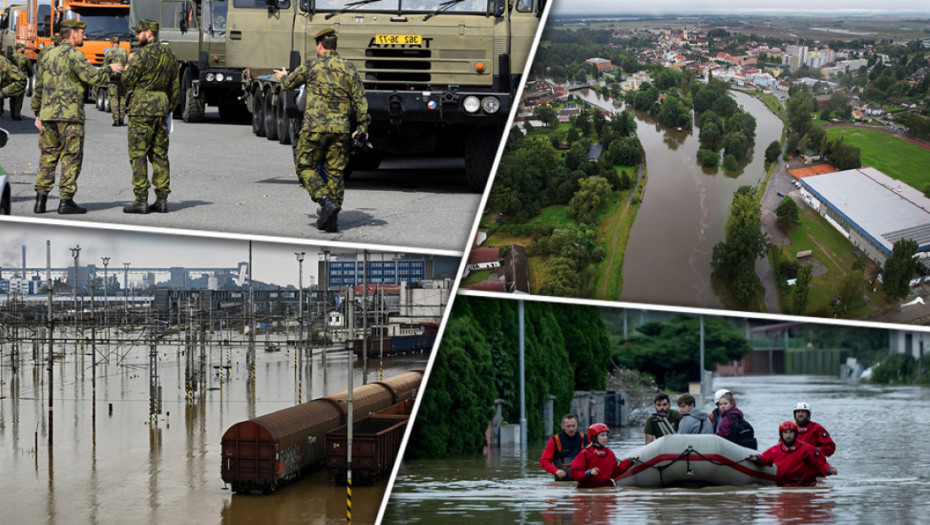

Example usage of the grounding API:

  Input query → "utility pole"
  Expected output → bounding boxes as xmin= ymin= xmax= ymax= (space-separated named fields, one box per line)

xmin=322 ymin=249 xmax=330 ymax=363
xmin=70 ymin=245 xmax=81 ymax=330
xmin=47 ymin=240 xmax=53 ymax=447
xmin=346 ymin=287 xmax=355 ymax=522
xmin=295 ymin=251 xmax=305 ymax=404
xmin=362 ymin=250 xmax=368 ymax=385
xmin=101 ymin=257 xmax=110 ymax=340
xmin=123 ymin=262 xmax=130 ymax=327
xmin=519 ymin=299 xmax=526 ymax=453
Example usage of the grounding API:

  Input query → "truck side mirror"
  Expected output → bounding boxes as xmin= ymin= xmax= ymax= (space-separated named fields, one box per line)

xmin=493 ymin=0 xmax=506 ymax=17
xmin=265 ymin=0 xmax=277 ymax=9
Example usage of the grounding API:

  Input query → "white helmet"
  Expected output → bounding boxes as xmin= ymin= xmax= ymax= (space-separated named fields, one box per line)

xmin=794 ymin=401 xmax=811 ymax=414
xmin=714 ymin=389 xmax=730 ymax=403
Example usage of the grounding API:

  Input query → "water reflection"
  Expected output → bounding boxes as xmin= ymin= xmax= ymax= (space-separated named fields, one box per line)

xmin=1 ymin=339 xmax=426 ymax=524
xmin=389 ymin=376 xmax=930 ymax=523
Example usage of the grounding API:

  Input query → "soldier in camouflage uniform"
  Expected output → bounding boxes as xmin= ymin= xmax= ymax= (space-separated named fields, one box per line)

xmin=120 ymin=20 xmax=179 ymax=214
xmin=6 ymin=43 xmax=32 ymax=120
xmin=274 ymin=27 xmax=369 ymax=233
xmin=0 ymin=54 xmax=27 ymax=119
xmin=31 ymin=19 xmax=124 ymax=214
xmin=35 ymin=36 xmax=61 ymax=75
xmin=103 ymin=36 xmax=129 ymax=126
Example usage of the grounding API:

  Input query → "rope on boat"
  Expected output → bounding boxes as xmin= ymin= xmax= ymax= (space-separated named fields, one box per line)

xmin=628 ymin=446 xmax=753 ymax=488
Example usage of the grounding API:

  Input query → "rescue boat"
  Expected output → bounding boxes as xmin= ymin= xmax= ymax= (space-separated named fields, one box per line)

xmin=613 ymin=434 xmax=776 ymax=488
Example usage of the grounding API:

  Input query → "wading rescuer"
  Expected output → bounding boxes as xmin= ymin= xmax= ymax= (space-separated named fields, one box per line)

xmin=539 ymin=414 xmax=589 ymax=481
xmin=793 ymin=401 xmax=836 ymax=456
xmin=748 ymin=421 xmax=837 ymax=487
xmin=570 ymin=423 xmax=634 ymax=488
xmin=273 ymin=27 xmax=370 ymax=233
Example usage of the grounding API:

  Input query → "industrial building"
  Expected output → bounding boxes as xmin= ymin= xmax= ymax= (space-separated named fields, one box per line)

xmin=319 ymin=253 xmax=433 ymax=290
xmin=799 ymin=167 xmax=930 ymax=265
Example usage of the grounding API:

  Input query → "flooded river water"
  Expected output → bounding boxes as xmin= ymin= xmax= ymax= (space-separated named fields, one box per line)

xmin=387 ymin=375 xmax=930 ymax=523
xmin=573 ymin=88 xmax=783 ymax=308
xmin=0 ymin=332 xmax=426 ymax=524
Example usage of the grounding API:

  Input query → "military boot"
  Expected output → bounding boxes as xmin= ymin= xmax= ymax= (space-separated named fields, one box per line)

xmin=34 ymin=193 xmax=48 ymax=214
xmin=123 ymin=200 xmax=149 ymax=214
xmin=323 ymin=209 xmax=339 ymax=233
xmin=316 ymin=195 xmax=340 ymax=231
xmin=57 ymin=199 xmax=87 ymax=214
xmin=148 ymin=197 xmax=168 ymax=213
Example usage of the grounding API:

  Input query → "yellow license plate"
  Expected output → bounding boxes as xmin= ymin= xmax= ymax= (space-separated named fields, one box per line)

xmin=374 ymin=34 xmax=422 ymax=45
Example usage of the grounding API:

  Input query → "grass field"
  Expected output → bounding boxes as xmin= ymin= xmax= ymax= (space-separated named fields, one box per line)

xmin=774 ymin=208 xmax=885 ymax=317
xmin=461 ymin=270 xmax=492 ymax=286
xmin=762 ymin=94 xmax=784 ymax=114
xmin=824 ymin=127 xmax=930 ymax=189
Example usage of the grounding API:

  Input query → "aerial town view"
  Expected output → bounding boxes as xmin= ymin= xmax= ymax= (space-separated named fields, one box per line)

xmin=464 ymin=9 xmax=930 ymax=324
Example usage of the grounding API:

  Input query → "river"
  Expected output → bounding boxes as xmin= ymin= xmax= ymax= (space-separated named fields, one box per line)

xmin=573 ymin=88 xmax=783 ymax=308
xmin=0 ymin=336 xmax=426 ymax=524
xmin=386 ymin=375 xmax=930 ymax=523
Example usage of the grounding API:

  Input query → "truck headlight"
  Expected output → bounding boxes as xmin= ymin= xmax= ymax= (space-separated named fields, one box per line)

xmin=481 ymin=97 xmax=501 ymax=114
xmin=206 ymin=73 xmax=215 ymax=82
xmin=463 ymin=96 xmax=480 ymax=113
xmin=216 ymin=73 xmax=225 ymax=82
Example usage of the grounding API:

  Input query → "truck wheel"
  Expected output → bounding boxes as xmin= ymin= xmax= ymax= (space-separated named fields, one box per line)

xmin=276 ymin=92 xmax=289 ymax=145
xmin=26 ymin=76 xmax=33 ymax=98
xmin=96 ymin=89 xmax=105 ymax=111
xmin=263 ymin=90 xmax=278 ymax=141
xmin=181 ymin=69 xmax=205 ymax=123
xmin=252 ymin=91 xmax=266 ymax=137
xmin=288 ymin=117 xmax=301 ymax=146
xmin=104 ymin=92 xmax=111 ymax=113
xmin=464 ymin=128 xmax=499 ymax=192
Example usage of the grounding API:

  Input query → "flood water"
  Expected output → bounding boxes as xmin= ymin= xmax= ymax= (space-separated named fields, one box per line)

xmin=573 ymin=88 xmax=783 ymax=307
xmin=0 ymin=330 xmax=427 ymax=524
xmin=387 ymin=375 xmax=930 ymax=523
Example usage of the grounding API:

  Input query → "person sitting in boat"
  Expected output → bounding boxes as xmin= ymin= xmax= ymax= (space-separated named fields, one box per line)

xmin=748 ymin=421 xmax=838 ymax=487
xmin=570 ymin=423 xmax=634 ymax=488
xmin=716 ymin=392 xmax=756 ymax=448
xmin=540 ymin=413 xmax=590 ymax=481
xmin=709 ymin=388 xmax=730 ymax=433
xmin=644 ymin=393 xmax=682 ymax=444
xmin=793 ymin=401 xmax=836 ymax=457
xmin=676 ymin=393 xmax=713 ymax=434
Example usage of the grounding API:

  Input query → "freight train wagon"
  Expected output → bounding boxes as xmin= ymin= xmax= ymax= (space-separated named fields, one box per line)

xmin=220 ymin=370 xmax=423 ymax=493
xmin=326 ymin=413 xmax=409 ymax=485
xmin=353 ymin=334 xmax=437 ymax=358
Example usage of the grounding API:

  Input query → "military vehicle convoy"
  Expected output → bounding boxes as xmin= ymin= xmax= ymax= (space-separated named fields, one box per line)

xmin=132 ymin=0 xmax=547 ymax=190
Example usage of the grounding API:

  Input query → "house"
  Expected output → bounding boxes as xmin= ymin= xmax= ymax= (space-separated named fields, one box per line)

xmin=587 ymin=144 xmax=604 ymax=163
xmin=466 ymin=246 xmax=501 ymax=273
xmin=865 ymin=105 xmax=884 ymax=116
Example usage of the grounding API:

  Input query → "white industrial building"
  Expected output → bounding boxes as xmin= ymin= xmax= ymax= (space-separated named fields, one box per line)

xmin=799 ymin=167 xmax=930 ymax=265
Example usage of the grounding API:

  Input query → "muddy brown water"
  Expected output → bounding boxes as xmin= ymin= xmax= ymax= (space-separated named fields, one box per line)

xmin=573 ymin=88 xmax=784 ymax=308
xmin=0 ymin=332 xmax=427 ymax=524
xmin=387 ymin=375 xmax=930 ymax=523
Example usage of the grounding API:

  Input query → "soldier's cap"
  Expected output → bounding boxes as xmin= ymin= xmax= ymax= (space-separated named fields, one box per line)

xmin=313 ymin=27 xmax=335 ymax=40
xmin=133 ymin=19 xmax=159 ymax=33
xmin=110 ymin=37 xmax=120 ymax=43
xmin=60 ymin=19 xmax=87 ymax=30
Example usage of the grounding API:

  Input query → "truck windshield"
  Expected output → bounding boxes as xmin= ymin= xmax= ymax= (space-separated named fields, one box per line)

xmin=65 ymin=9 xmax=132 ymax=39
xmin=314 ymin=0 xmax=490 ymax=13
xmin=203 ymin=0 xmax=227 ymax=32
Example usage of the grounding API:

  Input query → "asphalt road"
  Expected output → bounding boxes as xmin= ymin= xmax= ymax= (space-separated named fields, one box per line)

xmin=0 ymin=100 xmax=480 ymax=252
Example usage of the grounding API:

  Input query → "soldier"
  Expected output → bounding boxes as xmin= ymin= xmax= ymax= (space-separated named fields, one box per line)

xmin=36 ymin=36 xmax=61 ymax=75
xmin=0 ymin=54 xmax=27 ymax=119
xmin=120 ymin=20 xmax=179 ymax=214
xmin=273 ymin=27 xmax=370 ymax=233
xmin=6 ymin=43 xmax=33 ymax=120
xmin=103 ymin=36 xmax=129 ymax=126
xmin=31 ymin=19 xmax=123 ymax=214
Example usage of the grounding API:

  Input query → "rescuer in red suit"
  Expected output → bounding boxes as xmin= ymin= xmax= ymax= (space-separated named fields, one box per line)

xmin=748 ymin=421 xmax=838 ymax=487
xmin=793 ymin=401 xmax=836 ymax=456
xmin=540 ymin=414 xmax=590 ymax=481
xmin=570 ymin=423 xmax=634 ymax=488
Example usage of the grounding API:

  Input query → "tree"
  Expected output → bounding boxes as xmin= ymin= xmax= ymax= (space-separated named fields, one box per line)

xmin=722 ymin=153 xmax=739 ymax=171
xmin=534 ymin=104 xmax=556 ymax=127
xmin=698 ymin=148 xmax=720 ymax=167
xmin=786 ymin=90 xmax=815 ymax=134
xmin=568 ymin=176 xmax=613 ymax=224
xmin=791 ymin=264 xmax=813 ymax=315
xmin=820 ymin=108 xmax=832 ymax=121
xmin=657 ymin=95 xmax=692 ymax=129
xmin=765 ymin=140 xmax=782 ymax=164
xmin=882 ymin=238 xmax=919 ymax=299
xmin=540 ymin=257 xmax=582 ymax=297
xmin=776 ymin=198 xmax=799 ymax=229
xmin=835 ymin=270 xmax=867 ymax=314
xmin=712 ymin=186 xmax=769 ymax=296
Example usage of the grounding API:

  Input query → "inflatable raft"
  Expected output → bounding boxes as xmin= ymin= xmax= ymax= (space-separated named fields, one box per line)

xmin=613 ymin=434 xmax=776 ymax=488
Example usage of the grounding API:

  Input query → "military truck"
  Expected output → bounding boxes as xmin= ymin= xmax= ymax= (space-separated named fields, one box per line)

xmin=233 ymin=0 xmax=547 ymax=190
xmin=129 ymin=0 xmax=247 ymax=121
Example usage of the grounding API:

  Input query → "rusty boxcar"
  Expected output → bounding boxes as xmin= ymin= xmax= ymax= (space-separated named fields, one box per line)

xmin=220 ymin=370 xmax=423 ymax=493
xmin=326 ymin=413 xmax=409 ymax=485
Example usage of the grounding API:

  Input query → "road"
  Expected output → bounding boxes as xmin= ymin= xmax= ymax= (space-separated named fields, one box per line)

xmin=0 ymin=101 xmax=480 ymax=252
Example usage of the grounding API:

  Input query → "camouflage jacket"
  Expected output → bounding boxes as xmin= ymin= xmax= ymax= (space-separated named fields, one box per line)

xmin=121 ymin=41 xmax=179 ymax=118
xmin=10 ymin=51 xmax=34 ymax=76
xmin=281 ymin=51 xmax=370 ymax=135
xmin=0 ymin=55 xmax=26 ymax=98
xmin=31 ymin=43 xmax=110 ymax=122
xmin=103 ymin=45 xmax=129 ymax=69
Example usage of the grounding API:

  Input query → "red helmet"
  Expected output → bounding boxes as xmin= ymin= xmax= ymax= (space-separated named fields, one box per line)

xmin=779 ymin=421 xmax=799 ymax=433
xmin=588 ymin=423 xmax=610 ymax=441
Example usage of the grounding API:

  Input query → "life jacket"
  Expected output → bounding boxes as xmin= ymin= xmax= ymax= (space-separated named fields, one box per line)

xmin=553 ymin=431 xmax=589 ymax=469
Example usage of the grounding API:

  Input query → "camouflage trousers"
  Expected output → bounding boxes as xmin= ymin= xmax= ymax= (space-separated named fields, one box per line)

xmin=128 ymin=115 xmax=171 ymax=201
xmin=108 ymin=83 xmax=127 ymax=121
xmin=8 ymin=93 xmax=24 ymax=118
xmin=35 ymin=121 xmax=85 ymax=200
xmin=295 ymin=131 xmax=348 ymax=206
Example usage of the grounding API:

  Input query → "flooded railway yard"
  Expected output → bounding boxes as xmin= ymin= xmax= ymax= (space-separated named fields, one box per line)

xmin=387 ymin=375 xmax=930 ymax=524
xmin=0 ymin=325 xmax=427 ymax=524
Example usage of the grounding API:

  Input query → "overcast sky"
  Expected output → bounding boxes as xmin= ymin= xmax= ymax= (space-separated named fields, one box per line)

xmin=552 ymin=0 xmax=929 ymax=15
xmin=0 ymin=222 xmax=437 ymax=287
